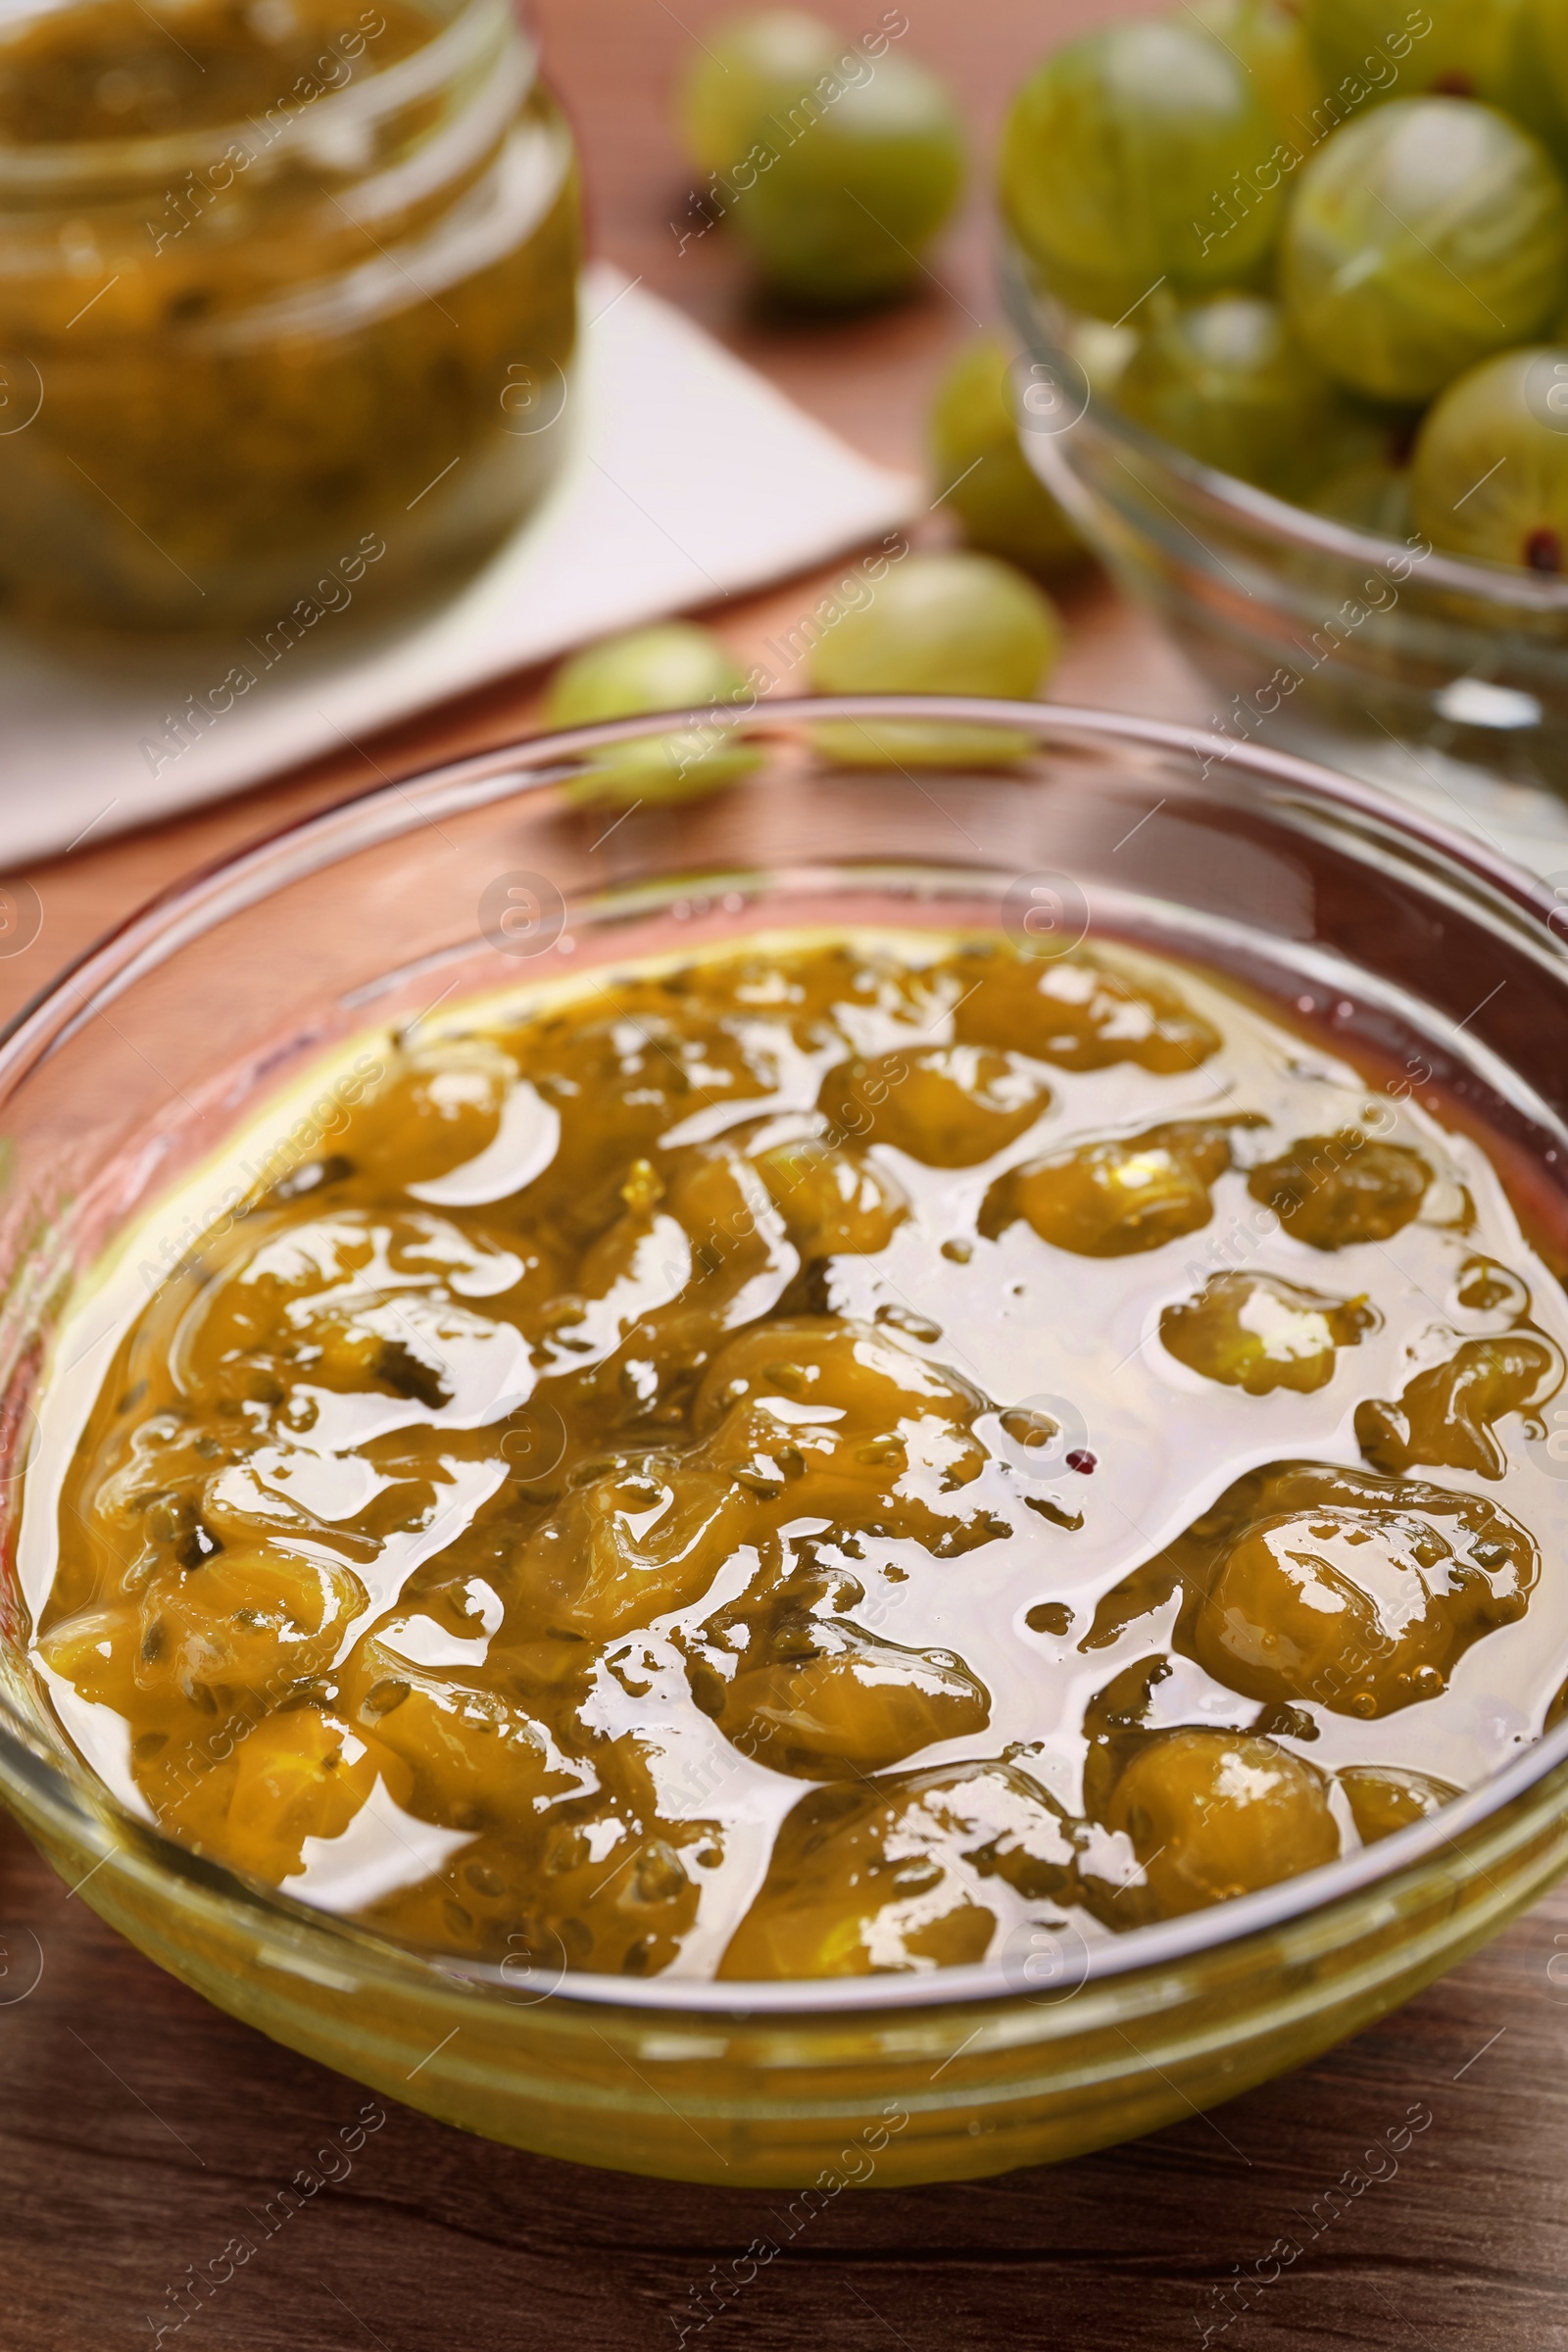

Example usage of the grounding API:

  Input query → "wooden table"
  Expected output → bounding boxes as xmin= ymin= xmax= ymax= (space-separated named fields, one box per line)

xmin=2 ymin=5 xmax=1565 ymax=2345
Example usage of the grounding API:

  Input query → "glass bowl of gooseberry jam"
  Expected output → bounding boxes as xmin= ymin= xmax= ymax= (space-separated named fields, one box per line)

xmin=3 ymin=698 xmax=1568 ymax=2186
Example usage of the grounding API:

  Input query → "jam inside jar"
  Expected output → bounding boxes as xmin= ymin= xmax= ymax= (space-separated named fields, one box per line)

xmin=0 ymin=0 xmax=580 ymax=634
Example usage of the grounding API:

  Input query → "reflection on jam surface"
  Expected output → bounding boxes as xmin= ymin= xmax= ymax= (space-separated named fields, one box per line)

xmin=24 ymin=930 xmax=1568 ymax=1983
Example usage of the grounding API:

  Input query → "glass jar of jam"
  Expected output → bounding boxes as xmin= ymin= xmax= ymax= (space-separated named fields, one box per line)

xmin=0 ymin=0 xmax=580 ymax=634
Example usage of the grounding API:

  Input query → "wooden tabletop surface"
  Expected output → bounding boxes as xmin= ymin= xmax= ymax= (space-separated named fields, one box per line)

xmin=4 ymin=4 xmax=1566 ymax=2346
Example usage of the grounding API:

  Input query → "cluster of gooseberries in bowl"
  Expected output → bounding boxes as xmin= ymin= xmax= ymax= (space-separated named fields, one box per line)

xmin=997 ymin=0 xmax=1568 ymax=787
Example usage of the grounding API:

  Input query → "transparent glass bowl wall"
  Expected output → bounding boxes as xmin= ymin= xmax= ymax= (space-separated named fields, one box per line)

xmin=1004 ymin=250 xmax=1568 ymax=807
xmin=5 ymin=700 xmax=1568 ymax=2188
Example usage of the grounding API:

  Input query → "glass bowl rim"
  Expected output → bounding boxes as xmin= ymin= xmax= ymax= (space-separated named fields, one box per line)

xmin=1001 ymin=237 xmax=1568 ymax=615
xmin=7 ymin=689 xmax=1568 ymax=2020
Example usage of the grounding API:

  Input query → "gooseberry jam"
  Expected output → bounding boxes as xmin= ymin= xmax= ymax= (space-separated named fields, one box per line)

xmin=24 ymin=931 xmax=1568 ymax=1981
xmin=0 ymin=0 xmax=579 ymax=634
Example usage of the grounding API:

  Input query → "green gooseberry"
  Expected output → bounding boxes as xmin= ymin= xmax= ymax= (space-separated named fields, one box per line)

xmin=1281 ymin=98 xmax=1568 ymax=402
xmin=545 ymin=622 xmax=760 ymax=807
xmin=1112 ymin=293 xmax=1355 ymax=498
xmin=1000 ymin=19 xmax=1289 ymax=324
xmin=1307 ymin=459 xmax=1415 ymax=536
xmin=678 ymin=11 xmax=841 ymax=177
xmin=1410 ymin=345 xmax=1568 ymax=569
xmin=1068 ymin=317 xmax=1140 ymax=400
xmin=724 ymin=49 xmax=965 ymax=304
xmin=928 ymin=335 xmax=1086 ymax=578
xmin=1493 ymin=0 xmax=1568 ymax=175
xmin=1188 ymin=0 xmax=1329 ymax=139
xmin=808 ymin=550 xmax=1061 ymax=767
xmin=1293 ymin=390 xmax=1421 ymax=506
xmin=1301 ymin=0 xmax=1519 ymax=109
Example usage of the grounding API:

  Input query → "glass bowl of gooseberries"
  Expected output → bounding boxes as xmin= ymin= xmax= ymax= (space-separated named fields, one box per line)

xmin=1000 ymin=0 xmax=1568 ymax=807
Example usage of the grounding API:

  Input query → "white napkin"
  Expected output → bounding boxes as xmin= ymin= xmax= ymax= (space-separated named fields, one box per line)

xmin=0 ymin=263 xmax=918 ymax=866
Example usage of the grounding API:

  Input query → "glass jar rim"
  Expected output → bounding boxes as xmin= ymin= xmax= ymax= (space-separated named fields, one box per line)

xmin=0 ymin=0 xmax=530 ymax=197
xmin=6 ymin=693 xmax=1568 ymax=2019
